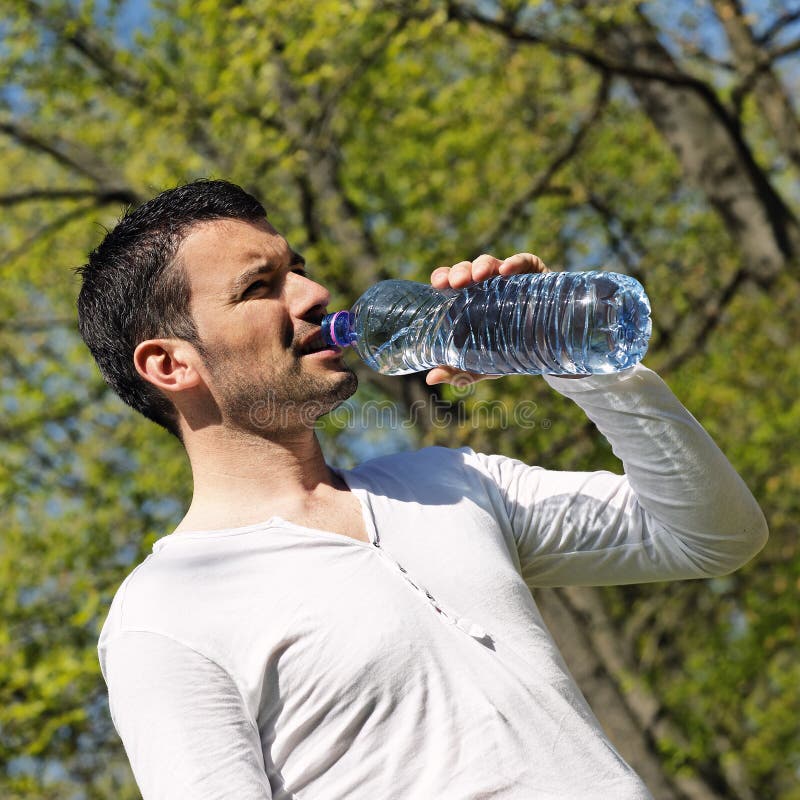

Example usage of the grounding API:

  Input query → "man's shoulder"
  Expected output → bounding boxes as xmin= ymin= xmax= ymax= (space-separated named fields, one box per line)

xmin=349 ymin=445 xmax=474 ymax=476
xmin=98 ymin=554 xmax=175 ymax=642
xmin=348 ymin=445 xmax=528 ymax=477
xmin=99 ymin=534 xmax=223 ymax=645
xmin=343 ymin=445 xmax=519 ymax=504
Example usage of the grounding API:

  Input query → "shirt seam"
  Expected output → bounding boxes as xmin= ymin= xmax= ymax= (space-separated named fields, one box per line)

xmin=101 ymin=628 xmax=263 ymax=742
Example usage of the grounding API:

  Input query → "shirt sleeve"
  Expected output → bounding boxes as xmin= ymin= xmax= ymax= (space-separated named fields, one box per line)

xmin=471 ymin=364 xmax=768 ymax=587
xmin=100 ymin=630 xmax=272 ymax=800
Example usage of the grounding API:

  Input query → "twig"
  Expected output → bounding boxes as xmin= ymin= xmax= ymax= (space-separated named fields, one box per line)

xmin=0 ymin=187 xmax=137 ymax=207
xmin=472 ymin=72 xmax=611 ymax=254
xmin=756 ymin=8 xmax=800 ymax=47
xmin=0 ymin=200 xmax=100 ymax=269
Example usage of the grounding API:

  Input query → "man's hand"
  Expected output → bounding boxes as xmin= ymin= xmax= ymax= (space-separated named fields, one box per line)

xmin=426 ymin=253 xmax=549 ymax=387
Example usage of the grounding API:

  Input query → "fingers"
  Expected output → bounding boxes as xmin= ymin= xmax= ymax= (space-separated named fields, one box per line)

xmin=430 ymin=263 xmax=468 ymax=290
xmin=431 ymin=255 xmax=502 ymax=290
xmin=430 ymin=252 xmax=549 ymax=290
xmin=426 ymin=252 xmax=551 ymax=386
xmin=471 ymin=253 xmax=504 ymax=284
xmin=499 ymin=252 xmax=549 ymax=276
xmin=425 ymin=366 xmax=502 ymax=386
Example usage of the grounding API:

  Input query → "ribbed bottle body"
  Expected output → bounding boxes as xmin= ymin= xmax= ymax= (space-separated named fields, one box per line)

xmin=328 ymin=272 xmax=651 ymax=376
xmin=348 ymin=280 xmax=448 ymax=374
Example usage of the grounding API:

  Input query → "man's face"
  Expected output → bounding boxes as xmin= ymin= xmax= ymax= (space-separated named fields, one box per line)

xmin=179 ymin=217 xmax=357 ymax=433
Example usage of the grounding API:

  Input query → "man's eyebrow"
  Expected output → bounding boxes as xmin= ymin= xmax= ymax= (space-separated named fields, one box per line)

xmin=229 ymin=250 xmax=306 ymax=296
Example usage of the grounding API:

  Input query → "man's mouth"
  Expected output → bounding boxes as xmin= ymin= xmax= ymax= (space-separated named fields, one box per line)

xmin=297 ymin=332 xmax=340 ymax=356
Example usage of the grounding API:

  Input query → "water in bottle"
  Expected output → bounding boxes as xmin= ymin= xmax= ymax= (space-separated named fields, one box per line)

xmin=320 ymin=271 xmax=651 ymax=376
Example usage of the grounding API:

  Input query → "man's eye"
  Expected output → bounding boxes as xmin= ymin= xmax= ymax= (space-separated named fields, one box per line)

xmin=242 ymin=280 xmax=269 ymax=297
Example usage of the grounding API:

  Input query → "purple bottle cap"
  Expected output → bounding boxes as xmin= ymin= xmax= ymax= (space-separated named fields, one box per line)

xmin=321 ymin=310 xmax=356 ymax=348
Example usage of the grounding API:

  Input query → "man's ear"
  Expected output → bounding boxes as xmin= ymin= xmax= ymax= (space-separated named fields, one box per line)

xmin=133 ymin=339 xmax=203 ymax=395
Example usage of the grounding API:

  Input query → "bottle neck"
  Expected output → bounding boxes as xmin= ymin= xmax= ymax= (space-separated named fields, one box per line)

xmin=320 ymin=310 xmax=357 ymax=348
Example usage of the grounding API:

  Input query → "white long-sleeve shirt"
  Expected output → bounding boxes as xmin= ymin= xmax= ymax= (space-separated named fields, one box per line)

xmin=98 ymin=365 xmax=767 ymax=799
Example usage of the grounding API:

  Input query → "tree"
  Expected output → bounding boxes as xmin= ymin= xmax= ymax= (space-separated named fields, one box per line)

xmin=1 ymin=1 xmax=798 ymax=797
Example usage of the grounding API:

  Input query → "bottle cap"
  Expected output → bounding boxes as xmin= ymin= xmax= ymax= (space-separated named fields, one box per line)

xmin=321 ymin=310 xmax=356 ymax=348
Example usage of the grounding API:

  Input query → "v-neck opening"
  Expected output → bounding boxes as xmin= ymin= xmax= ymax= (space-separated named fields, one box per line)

xmin=152 ymin=465 xmax=378 ymax=551
xmin=330 ymin=466 xmax=379 ymax=546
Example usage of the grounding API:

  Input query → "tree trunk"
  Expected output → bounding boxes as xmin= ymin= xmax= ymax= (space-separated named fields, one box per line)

xmin=604 ymin=10 xmax=800 ymax=279
xmin=711 ymin=0 xmax=800 ymax=173
xmin=536 ymin=587 xmax=735 ymax=800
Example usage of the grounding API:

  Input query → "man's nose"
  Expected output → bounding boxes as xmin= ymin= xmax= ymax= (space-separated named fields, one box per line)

xmin=288 ymin=272 xmax=331 ymax=318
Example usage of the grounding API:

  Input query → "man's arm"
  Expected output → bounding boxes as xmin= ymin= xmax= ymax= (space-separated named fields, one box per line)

xmin=101 ymin=631 xmax=272 ymax=800
xmin=426 ymin=252 xmax=767 ymax=584
xmin=474 ymin=365 xmax=768 ymax=586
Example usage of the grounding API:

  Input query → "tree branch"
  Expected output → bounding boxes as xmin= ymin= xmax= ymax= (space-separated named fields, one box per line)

xmin=451 ymin=1 xmax=800 ymax=274
xmin=584 ymin=191 xmax=648 ymax=286
xmin=656 ymin=265 xmax=756 ymax=374
xmin=20 ymin=0 xmax=228 ymax=172
xmin=315 ymin=11 xmax=418 ymax=137
xmin=267 ymin=48 xmax=384 ymax=285
xmin=22 ymin=0 xmax=147 ymax=95
xmin=770 ymin=35 xmax=800 ymax=60
xmin=756 ymin=8 xmax=800 ymax=46
xmin=0 ymin=318 xmax=75 ymax=332
xmin=0 ymin=187 xmax=138 ymax=207
xmin=472 ymin=72 xmax=611 ymax=254
xmin=0 ymin=200 xmax=101 ymax=269
xmin=0 ymin=119 xmax=131 ymax=188
xmin=713 ymin=0 xmax=800 ymax=174
xmin=446 ymin=1 xmax=728 ymax=97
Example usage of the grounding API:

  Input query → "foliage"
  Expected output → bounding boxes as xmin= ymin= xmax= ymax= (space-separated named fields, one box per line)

xmin=1 ymin=0 xmax=798 ymax=797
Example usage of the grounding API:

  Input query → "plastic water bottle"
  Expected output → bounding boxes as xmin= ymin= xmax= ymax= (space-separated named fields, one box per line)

xmin=320 ymin=271 xmax=651 ymax=376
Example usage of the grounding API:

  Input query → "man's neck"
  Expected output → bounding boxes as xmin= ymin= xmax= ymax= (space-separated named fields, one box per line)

xmin=176 ymin=423 xmax=339 ymax=533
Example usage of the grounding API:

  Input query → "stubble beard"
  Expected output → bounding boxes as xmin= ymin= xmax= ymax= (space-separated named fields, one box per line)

xmin=205 ymin=352 xmax=359 ymax=436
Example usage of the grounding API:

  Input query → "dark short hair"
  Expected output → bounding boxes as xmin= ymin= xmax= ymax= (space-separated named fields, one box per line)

xmin=76 ymin=179 xmax=267 ymax=438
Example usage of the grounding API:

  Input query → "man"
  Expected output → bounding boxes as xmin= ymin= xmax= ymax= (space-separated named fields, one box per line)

xmin=78 ymin=179 xmax=767 ymax=799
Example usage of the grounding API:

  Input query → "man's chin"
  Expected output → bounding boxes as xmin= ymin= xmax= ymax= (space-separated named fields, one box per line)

xmin=242 ymin=371 xmax=358 ymax=433
xmin=328 ymin=368 xmax=359 ymax=406
xmin=305 ymin=369 xmax=359 ymax=423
